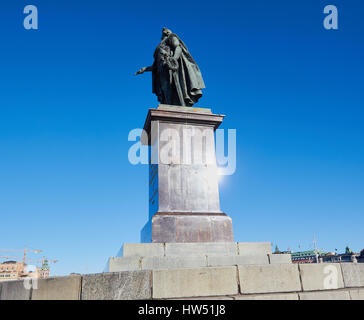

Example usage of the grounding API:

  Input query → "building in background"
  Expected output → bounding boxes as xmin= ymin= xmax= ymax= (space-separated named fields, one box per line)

xmin=0 ymin=257 xmax=57 ymax=282
xmin=358 ymin=250 xmax=364 ymax=263
xmin=0 ymin=261 xmax=24 ymax=282
xmin=320 ymin=253 xmax=359 ymax=263
xmin=38 ymin=259 xmax=51 ymax=279
xmin=0 ymin=260 xmax=37 ymax=282
xmin=281 ymin=246 xmax=363 ymax=264
xmin=290 ymin=250 xmax=326 ymax=264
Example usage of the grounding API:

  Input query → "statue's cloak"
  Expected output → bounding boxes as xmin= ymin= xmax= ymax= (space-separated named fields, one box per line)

xmin=152 ymin=33 xmax=205 ymax=106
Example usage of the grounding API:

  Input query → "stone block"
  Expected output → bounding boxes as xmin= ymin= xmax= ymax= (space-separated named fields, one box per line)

xmin=31 ymin=275 xmax=81 ymax=300
xmin=152 ymin=266 xmax=238 ymax=299
xmin=122 ymin=243 xmax=164 ymax=257
xmin=238 ymin=242 xmax=272 ymax=256
xmin=207 ymin=254 xmax=269 ymax=267
xmin=349 ymin=289 xmax=364 ymax=300
xmin=340 ymin=263 xmax=364 ymax=288
xmin=238 ymin=264 xmax=301 ymax=294
xmin=299 ymin=290 xmax=350 ymax=300
xmin=0 ymin=280 xmax=30 ymax=300
xmin=81 ymin=271 xmax=152 ymax=300
xmin=299 ymin=263 xmax=344 ymax=291
xmin=269 ymin=254 xmax=292 ymax=264
xmin=235 ymin=293 xmax=299 ymax=300
xmin=142 ymin=256 xmax=207 ymax=270
xmin=165 ymin=242 xmax=237 ymax=257
xmin=107 ymin=257 xmax=142 ymax=272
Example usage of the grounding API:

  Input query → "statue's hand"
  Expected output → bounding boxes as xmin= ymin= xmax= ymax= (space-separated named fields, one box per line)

xmin=135 ymin=67 xmax=146 ymax=75
xmin=166 ymin=57 xmax=179 ymax=71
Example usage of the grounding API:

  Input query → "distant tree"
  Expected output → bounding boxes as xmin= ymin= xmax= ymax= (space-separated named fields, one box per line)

xmin=345 ymin=246 xmax=353 ymax=255
xmin=360 ymin=249 xmax=364 ymax=257
xmin=274 ymin=245 xmax=281 ymax=254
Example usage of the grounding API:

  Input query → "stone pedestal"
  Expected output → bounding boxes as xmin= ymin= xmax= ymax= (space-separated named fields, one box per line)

xmin=140 ymin=105 xmax=234 ymax=243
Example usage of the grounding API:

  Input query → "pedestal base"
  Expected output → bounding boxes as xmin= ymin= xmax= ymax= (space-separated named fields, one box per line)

xmin=105 ymin=242 xmax=293 ymax=273
xmin=141 ymin=213 xmax=234 ymax=243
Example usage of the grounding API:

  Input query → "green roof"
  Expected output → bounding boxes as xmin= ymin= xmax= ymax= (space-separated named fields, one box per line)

xmin=291 ymin=250 xmax=326 ymax=258
xmin=41 ymin=259 xmax=50 ymax=270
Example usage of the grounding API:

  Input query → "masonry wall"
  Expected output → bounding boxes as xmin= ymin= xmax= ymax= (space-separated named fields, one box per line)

xmin=0 ymin=263 xmax=363 ymax=300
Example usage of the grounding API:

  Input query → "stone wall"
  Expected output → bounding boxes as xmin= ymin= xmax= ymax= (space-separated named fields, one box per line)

xmin=1 ymin=263 xmax=363 ymax=300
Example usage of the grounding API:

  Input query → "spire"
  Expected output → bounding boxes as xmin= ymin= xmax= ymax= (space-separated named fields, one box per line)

xmin=41 ymin=258 xmax=50 ymax=270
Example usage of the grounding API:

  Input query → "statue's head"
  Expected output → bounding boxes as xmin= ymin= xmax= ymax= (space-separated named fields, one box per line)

xmin=161 ymin=27 xmax=172 ymax=39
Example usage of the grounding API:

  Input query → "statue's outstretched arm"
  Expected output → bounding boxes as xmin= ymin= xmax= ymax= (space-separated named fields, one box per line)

xmin=135 ymin=66 xmax=153 ymax=75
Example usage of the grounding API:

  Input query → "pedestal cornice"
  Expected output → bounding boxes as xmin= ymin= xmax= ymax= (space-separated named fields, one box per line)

xmin=143 ymin=105 xmax=225 ymax=145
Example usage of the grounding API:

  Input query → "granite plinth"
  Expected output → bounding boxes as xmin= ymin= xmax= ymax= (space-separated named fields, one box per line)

xmin=141 ymin=213 xmax=234 ymax=243
xmin=141 ymin=105 xmax=234 ymax=243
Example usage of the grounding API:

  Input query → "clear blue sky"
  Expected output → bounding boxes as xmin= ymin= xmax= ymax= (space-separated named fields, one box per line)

xmin=0 ymin=0 xmax=363 ymax=276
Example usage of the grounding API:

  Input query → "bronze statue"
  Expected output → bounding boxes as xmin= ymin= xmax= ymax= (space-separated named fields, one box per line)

xmin=135 ymin=28 xmax=205 ymax=107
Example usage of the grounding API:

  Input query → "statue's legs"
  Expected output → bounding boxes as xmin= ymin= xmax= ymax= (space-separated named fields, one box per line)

xmin=161 ymin=82 xmax=173 ymax=105
xmin=158 ymin=69 xmax=188 ymax=107
xmin=158 ymin=69 xmax=173 ymax=105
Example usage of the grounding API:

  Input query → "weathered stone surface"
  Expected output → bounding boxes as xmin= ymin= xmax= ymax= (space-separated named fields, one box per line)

xmin=122 ymin=243 xmax=164 ymax=257
xmin=268 ymin=254 xmax=292 ymax=264
xmin=82 ymin=271 xmax=152 ymax=300
xmin=349 ymin=289 xmax=364 ymax=300
xmin=238 ymin=242 xmax=272 ymax=256
xmin=299 ymin=290 xmax=350 ymax=300
xmin=299 ymin=263 xmax=344 ymax=291
xmin=0 ymin=280 xmax=30 ymax=300
xmin=238 ymin=264 xmax=301 ymax=294
xmin=153 ymin=266 xmax=238 ymax=299
xmin=165 ymin=242 xmax=237 ymax=257
xmin=31 ymin=275 xmax=81 ymax=300
xmin=146 ymin=214 xmax=234 ymax=243
xmin=142 ymin=256 xmax=207 ymax=270
xmin=235 ymin=293 xmax=299 ymax=300
xmin=207 ymin=254 xmax=269 ymax=267
xmin=341 ymin=263 xmax=364 ymax=288
xmin=210 ymin=216 xmax=235 ymax=242
xmin=146 ymin=113 xmax=222 ymax=215
xmin=107 ymin=257 xmax=141 ymax=272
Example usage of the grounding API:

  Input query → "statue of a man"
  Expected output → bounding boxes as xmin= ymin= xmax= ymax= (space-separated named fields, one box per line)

xmin=135 ymin=28 xmax=205 ymax=107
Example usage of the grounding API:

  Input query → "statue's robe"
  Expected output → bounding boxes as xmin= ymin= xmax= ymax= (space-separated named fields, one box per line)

xmin=152 ymin=34 xmax=205 ymax=106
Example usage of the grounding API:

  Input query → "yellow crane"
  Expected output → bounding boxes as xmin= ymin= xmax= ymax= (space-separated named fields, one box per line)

xmin=0 ymin=249 xmax=58 ymax=279
xmin=0 ymin=247 xmax=42 ymax=265
xmin=0 ymin=256 xmax=57 ymax=265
